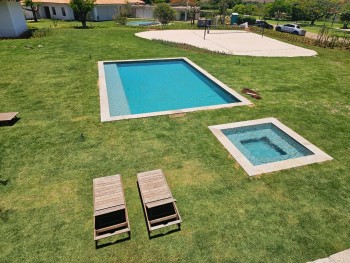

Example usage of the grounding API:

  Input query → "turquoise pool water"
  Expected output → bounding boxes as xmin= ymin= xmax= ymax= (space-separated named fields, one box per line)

xmin=222 ymin=123 xmax=314 ymax=166
xmin=104 ymin=59 xmax=241 ymax=117
xmin=127 ymin=21 xmax=158 ymax=26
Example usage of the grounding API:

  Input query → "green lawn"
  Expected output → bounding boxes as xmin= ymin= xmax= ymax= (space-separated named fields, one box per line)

xmin=265 ymin=18 xmax=349 ymax=35
xmin=0 ymin=21 xmax=349 ymax=263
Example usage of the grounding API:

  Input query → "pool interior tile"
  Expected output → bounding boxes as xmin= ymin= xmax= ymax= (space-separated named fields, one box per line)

xmin=209 ymin=118 xmax=333 ymax=176
xmin=98 ymin=57 xmax=252 ymax=122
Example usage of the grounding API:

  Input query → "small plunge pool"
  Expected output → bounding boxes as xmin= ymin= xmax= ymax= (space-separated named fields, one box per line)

xmin=209 ymin=118 xmax=332 ymax=176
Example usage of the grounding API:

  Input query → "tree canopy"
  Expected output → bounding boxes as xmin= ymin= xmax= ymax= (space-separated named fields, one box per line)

xmin=69 ymin=0 xmax=96 ymax=28
xmin=298 ymin=0 xmax=340 ymax=24
xmin=340 ymin=2 xmax=350 ymax=28
xmin=23 ymin=0 xmax=40 ymax=22
xmin=153 ymin=3 xmax=176 ymax=24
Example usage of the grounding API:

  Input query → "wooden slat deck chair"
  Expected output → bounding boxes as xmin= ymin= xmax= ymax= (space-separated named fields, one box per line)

xmin=0 ymin=112 xmax=19 ymax=125
xmin=137 ymin=169 xmax=182 ymax=236
xmin=93 ymin=175 xmax=130 ymax=244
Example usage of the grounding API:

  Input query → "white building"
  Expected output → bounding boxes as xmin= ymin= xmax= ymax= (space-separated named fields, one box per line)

xmin=134 ymin=5 xmax=200 ymax=21
xmin=25 ymin=0 xmax=143 ymax=21
xmin=0 ymin=0 xmax=28 ymax=37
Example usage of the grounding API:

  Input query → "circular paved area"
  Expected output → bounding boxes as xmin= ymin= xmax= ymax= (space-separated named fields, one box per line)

xmin=136 ymin=30 xmax=317 ymax=57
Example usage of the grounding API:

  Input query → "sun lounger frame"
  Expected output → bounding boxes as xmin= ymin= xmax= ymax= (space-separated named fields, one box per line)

xmin=137 ymin=169 xmax=182 ymax=235
xmin=93 ymin=174 xmax=130 ymax=243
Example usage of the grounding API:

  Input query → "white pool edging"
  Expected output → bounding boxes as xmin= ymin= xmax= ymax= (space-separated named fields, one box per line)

xmin=208 ymin=117 xmax=333 ymax=176
xmin=98 ymin=57 xmax=252 ymax=122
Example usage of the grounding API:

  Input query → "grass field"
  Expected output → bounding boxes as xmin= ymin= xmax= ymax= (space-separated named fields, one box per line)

xmin=265 ymin=18 xmax=349 ymax=35
xmin=0 ymin=20 xmax=349 ymax=263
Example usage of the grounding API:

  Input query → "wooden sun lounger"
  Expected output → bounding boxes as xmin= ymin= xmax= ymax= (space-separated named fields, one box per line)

xmin=137 ymin=169 xmax=182 ymax=235
xmin=0 ymin=112 xmax=19 ymax=123
xmin=93 ymin=175 xmax=130 ymax=243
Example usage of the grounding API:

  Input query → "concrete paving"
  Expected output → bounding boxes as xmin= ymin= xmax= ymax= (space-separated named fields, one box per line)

xmin=136 ymin=29 xmax=317 ymax=57
xmin=307 ymin=249 xmax=350 ymax=263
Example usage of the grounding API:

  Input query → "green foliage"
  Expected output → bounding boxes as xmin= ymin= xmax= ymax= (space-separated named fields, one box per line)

xmin=32 ymin=27 xmax=52 ymax=38
xmin=114 ymin=4 xmax=132 ymax=25
xmin=265 ymin=0 xmax=291 ymax=19
xmin=153 ymin=3 xmax=175 ymax=24
xmin=298 ymin=0 xmax=340 ymax=25
xmin=340 ymin=3 xmax=350 ymax=29
xmin=232 ymin=3 xmax=258 ymax=15
xmin=23 ymin=0 xmax=40 ymax=22
xmin=114 ymin=16 xmax=128 ymax=25
xmin=69 ymin=0 xmax=96 ymax=28
xmin=237 ymin=15 xmax=256 ymax=25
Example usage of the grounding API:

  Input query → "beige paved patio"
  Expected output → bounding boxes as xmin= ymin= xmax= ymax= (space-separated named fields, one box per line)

xmin=307 ymin=249 xmax=350 ymax=263
xmin=136 ymin=30 xmax=317 ymax=57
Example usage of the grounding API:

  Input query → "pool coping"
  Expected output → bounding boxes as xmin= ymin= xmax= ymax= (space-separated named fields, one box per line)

xmin=208 ymin=117 xmax=333 ymax=176
xmin=98 ymin=57 xmax=252 ymax=122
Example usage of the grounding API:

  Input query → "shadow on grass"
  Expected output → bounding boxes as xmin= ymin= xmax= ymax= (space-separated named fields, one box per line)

xmin=95 ymin=235 xmax=131 ymax=249
xmin=0 ymin=208 xmax=12 ymax=222
xmin=136 ymin=182 xmax=182 ymax=240
xmin=149 ymin=227 xmax=181 ymax=240
xmin=0 ymin=178 xmax=9 ymax=185
xmin=0 ymin=118 xmax=20 ymax=127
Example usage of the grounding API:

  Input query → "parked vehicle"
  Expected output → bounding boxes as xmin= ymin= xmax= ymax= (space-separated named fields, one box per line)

xmin=275 ymin=24 xmax=306 ymax=36
xmin=255 ymin=20 xmax=273 ymax=29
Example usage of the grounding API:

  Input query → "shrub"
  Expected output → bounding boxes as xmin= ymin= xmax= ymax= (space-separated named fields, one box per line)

xmin=153 ymin=3 xmax=175 ymax=25
xmin=32 ymin=27 xmax=52 ymax=38
xmin=114 ymin=15 xmax=127 ymax=25
xmin=237 ymin=15 xmax=256 ymax=25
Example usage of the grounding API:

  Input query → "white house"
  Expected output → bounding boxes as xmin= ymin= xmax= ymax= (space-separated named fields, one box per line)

xmin=25 ymin=0 xmax=143 ymax=21
xmin=0 ymin=0 xmax=28 ymax=37
xmin=134 ymin=5 xmax=199 ymax=21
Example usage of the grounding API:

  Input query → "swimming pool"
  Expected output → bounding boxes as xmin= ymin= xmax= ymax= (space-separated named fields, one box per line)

xmin=127 ymin=21 xmax=158 ymax=26
xmin=98 ymin=58 xmax=251 ymax=121
xmin=209 ymin=118 xmax=332 ymax=176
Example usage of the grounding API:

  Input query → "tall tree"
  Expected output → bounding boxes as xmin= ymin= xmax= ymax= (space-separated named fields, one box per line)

xmin=70 ymin=0 xmax=95 ymax=28
xmin=287 ymin=0 xmax=305 ymax=22
xmin=266 ymin=0 xmax=291 ymax=23
xmin=340 ymin=2 xmax=350 ymax=28
xmin=23 ymin=0 xmax=40 ymax=22
xmin=153 ymin=3 xmax=175 ymax=24
xmin=299 ymin=0 xmax=340 ymax=25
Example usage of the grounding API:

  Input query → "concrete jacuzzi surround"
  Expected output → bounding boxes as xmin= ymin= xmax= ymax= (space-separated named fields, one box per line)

xmin=98 ymin=57 xmax=252 ymax=122
xmin=209 ymin=117 xmax=333 ymax=176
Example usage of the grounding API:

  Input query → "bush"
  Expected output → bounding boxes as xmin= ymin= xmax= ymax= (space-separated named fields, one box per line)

xmin=237 ymin=15 xmax=256 ymax=25
xmin=32 ymin=27 xmax=52 ymax=38
xmin=153 ymin=3 xmax=175 ymax=25
xmin=114 ymin=16 xmax=127 ymax=25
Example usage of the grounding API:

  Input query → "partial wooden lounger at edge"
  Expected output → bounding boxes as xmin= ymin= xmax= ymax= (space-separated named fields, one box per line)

xmin=93 ymin=174 xmax=130 ymax=241
xmin=137 ymin=169 xmax=182 ymax=233
xmin=0 ymin=112 xmax=19 ymax=122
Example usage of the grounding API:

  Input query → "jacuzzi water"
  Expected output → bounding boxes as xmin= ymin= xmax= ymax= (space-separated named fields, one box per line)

xmin=127 ymin=21 xmax=158 ymax=26
xmin=103 ymin=59 xmax=241 ymax=117
xmin=222 ymin=123 xmax=314 ymax=166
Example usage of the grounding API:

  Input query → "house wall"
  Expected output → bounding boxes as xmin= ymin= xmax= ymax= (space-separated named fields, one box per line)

xmin=91 ymin=5 xmax=120 ymax=21
xmin=135 ymin=6 xmax=153 ymax=19
xmin=0 ymin=2 xmax=28 ymax=37
xmin=134 ymin=6 xmax=199 ymax=21
xmin=38 ymin=4 xmax=75 ymax=20
xmin=175 ymin=10 xmax=187 ymax=21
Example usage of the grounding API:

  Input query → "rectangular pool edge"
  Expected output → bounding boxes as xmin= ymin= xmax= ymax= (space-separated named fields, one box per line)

xmin=98 ymin=57 xmax=252 ymax=122
xmin=209 ymin=117 xmax=333 ymax=176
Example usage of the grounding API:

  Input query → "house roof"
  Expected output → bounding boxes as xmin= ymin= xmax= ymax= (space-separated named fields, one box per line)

xmin=31 ymin=0 xmax=143 ymax=4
